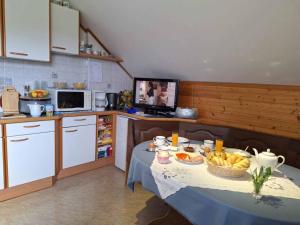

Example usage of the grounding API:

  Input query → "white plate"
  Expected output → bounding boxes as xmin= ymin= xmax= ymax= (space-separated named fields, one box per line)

xmin=167 ymin=137 xmax=190 ymax=144
xmin=156 ymin=145 xmax=179 ymax=152
xmin=153 ymin=141 xmax=167 ymax=147
xmin=200 ymin=145 xmax=210 ymax=150
xmin=225 ymin=148 xmax=252 ymax=158
xmin=156 ymin=146 xmax=170 ymax=151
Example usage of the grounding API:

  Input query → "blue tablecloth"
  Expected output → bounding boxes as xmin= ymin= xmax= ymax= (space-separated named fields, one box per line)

xmin=128 ymin=141 xmax=300 ymax=225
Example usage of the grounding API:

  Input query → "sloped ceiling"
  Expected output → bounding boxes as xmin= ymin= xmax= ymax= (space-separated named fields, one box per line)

xmin=70 ymin=0 xmax=300 ymax=85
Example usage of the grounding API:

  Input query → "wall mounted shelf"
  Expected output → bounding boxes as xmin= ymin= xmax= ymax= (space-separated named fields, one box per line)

xmin=78 ymin=52 xmax=123 ymax=62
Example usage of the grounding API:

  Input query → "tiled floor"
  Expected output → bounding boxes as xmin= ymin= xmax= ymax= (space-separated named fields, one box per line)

xmin=0 ymin=166 xmax=169 ymax=225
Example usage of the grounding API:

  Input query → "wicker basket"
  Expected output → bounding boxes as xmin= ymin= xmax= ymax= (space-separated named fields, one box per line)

xmin=207 ymin=160 xmax=248 ymax=178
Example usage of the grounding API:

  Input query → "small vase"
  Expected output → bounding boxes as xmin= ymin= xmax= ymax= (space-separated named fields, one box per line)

xmin=252 ymin=192 xmax=262 ymax=200
xmin=252 ymin=185 xmax=263 ymax=200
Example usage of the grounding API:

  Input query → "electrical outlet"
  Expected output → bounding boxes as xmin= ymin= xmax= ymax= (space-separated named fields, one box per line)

xmin=51 ymin=72 xmax=58 ymax=79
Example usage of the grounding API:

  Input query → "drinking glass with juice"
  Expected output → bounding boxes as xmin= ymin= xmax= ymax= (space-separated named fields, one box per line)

xmin=172 ymin=131 xmax=179 ymax=147
xmin=215 ymin=139 xmax=224 ymax=152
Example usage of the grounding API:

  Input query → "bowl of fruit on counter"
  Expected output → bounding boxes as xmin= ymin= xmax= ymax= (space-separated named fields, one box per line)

xmin=205 ymin=149 xmax=251 ymax=178
xmin=29 ymin=90 xmax=49 ymax=98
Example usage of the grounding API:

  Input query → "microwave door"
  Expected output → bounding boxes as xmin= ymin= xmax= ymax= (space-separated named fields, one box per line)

xmin=57 ymin=92 xmax=84 ymax=110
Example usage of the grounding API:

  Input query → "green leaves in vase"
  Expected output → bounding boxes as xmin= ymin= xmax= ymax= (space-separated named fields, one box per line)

xmin=251 ymin=166 xmax=272 ymax=196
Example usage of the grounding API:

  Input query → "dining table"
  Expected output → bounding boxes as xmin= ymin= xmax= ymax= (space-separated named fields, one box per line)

xmin=127 ymin=140 xmax=300 ymax=225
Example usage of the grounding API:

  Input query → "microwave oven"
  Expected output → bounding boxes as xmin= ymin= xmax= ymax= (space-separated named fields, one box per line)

xmin=49 ymin=89 xmax=92 ymax=112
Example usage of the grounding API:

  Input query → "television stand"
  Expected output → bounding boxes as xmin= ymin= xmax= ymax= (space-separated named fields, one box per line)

xmin=143 ymin=109 xmax=174 ymax=118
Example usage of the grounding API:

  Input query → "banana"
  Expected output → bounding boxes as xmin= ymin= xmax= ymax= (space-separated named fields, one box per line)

xmin=208 ymin=150 xmax=250 ymax=169
xmin=233 ymin=158 xmax=250 ymax=169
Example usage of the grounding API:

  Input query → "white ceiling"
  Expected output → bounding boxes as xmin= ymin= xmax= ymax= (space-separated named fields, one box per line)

xmin=71 ymin=0 xmax=300 ymax=85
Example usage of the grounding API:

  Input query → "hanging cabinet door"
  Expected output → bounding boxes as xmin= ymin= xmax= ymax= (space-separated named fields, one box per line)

xmin=51 ymin=3 xmax=79 ymax=55
xmin=4 ymin=0 xmax=50 ymax=61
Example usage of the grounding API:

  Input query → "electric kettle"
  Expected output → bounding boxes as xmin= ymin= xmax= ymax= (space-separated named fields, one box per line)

xmin=105 ymin=93 xmax=119 ymax=110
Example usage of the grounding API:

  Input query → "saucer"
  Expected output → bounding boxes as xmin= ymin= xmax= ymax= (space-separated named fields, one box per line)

xmin=167 ymin=137 xmax=189 ymax=144
xmin=153 ymin=141 xmax=167 ymax=147
xmin=146 ymin=148 xmax=156 ymax=152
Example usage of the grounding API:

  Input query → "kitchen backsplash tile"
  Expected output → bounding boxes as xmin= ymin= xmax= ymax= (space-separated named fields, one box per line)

xmin=0 ymin=54 xmax=133 ymax=96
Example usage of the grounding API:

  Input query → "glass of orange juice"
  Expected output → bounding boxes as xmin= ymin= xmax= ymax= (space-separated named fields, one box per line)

xmin=215 ymin=139 xmax=224 ymax=152
xmin=172 ymin=131 xmax=179 ymax=147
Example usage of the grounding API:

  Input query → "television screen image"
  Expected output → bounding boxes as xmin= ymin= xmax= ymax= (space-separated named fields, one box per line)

xmin=134 ymin=79 xmax=177 ymax=109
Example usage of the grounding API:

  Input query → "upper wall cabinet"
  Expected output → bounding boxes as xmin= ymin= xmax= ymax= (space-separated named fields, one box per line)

xmin=51 ymin=3 xmax=79 ymax=55
xmin=4 ymin=0 xmax=50 ymax=61
xmin=0 ymin=0 xmax=3 ymax=57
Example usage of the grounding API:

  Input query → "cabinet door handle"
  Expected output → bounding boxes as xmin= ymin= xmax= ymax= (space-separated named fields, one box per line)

xmin=65 ymin=129 xmax=78 ymax=133
xmin=10 ymin=138 xmax=29 ymax=142
xmin=10 ymin=52 xmax=28 ymax=56
xmin=23 ymin=124 xmax=41 ymax=128
xmin=52 ymin=46 xmax=66 ymax=50
xmin=74 ymin=118 xmax=87 ymax=121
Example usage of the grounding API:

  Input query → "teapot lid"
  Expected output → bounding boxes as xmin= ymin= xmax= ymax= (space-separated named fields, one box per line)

xmin=261 ymin=149 xmax=275 ymax=157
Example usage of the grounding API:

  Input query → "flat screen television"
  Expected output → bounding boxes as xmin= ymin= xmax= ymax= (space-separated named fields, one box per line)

xmin=133 ymin=78 xmax=179 ymax=113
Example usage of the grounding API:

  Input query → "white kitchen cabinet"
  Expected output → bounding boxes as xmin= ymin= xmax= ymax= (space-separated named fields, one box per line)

xmin=62 ymin=115 xmax=96 ymax=128
xmin=4 ymin=0 xmax=50 ymax=61
xmin=63 ymin=125 xmax=96 ymax=169
xmin=0 ymin=1 xmax=3 ymax=57
xmin=51 ymin=3 xmax=79 ymax=55
xmin=6 ymin=120 xmax=55 ymax=137
xmin=7 ymin=132 xmax=55 ymax=187
xmin=0 ymin=139 xmax=4 ymax=190
xmin=115 ymin=116 xmax=129 ymax=171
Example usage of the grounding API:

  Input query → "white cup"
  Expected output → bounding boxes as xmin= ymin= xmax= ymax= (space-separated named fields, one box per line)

xmin=204 ymin=140 xmax=214 ymax=149
xmin=153 ymin=136 xmax=166 ymax=146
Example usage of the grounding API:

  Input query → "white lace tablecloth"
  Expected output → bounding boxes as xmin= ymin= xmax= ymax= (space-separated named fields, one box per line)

xmin=150 ymin=148 xmax=300 ymax=200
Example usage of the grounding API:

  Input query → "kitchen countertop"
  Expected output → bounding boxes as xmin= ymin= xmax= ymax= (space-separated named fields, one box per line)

xmin=0 ymin=110 xmax=197 ymax=124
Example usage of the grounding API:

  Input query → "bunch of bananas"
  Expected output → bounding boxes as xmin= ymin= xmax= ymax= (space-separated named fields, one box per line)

xmin=207 ymin=151 xmax=250 ymax=169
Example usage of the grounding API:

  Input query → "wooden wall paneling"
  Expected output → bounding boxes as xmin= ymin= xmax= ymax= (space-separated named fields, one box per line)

xmin=177 ymin=82 xmax=194 ymax=107
xmin=178 ymin=81 xmax=300 ymax=140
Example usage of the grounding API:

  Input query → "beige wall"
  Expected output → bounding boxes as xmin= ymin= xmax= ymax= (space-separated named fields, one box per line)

xmin=71 ymin=0 xmax=300 ymax=85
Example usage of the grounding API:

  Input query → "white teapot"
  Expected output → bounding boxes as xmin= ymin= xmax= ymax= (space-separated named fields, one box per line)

xmin=28 ymin=103 xmax=45 ymax=117
xmin=252 ymin=148 xmax=285 ymax=171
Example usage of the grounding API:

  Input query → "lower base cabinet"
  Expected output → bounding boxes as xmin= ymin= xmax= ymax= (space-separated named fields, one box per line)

xmin=0 ymin=139 xmax=4 ymax=190
xmin=7 ymin=132 xmax=55 ymax=187
xmin=63 ymin=125 xmax=96 ymax=169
